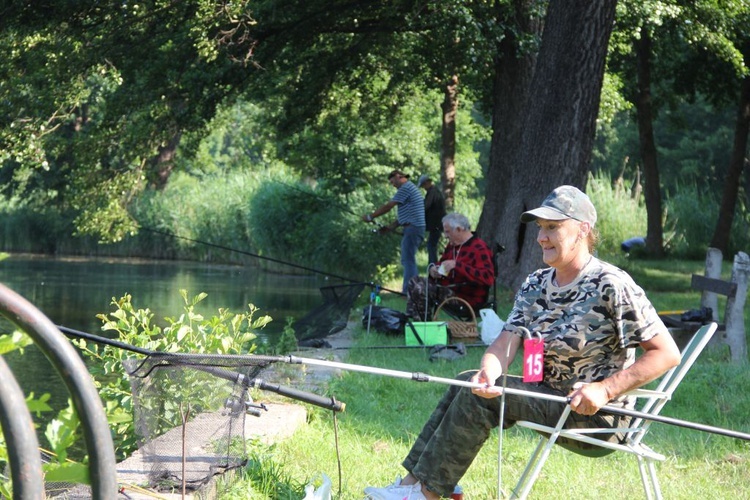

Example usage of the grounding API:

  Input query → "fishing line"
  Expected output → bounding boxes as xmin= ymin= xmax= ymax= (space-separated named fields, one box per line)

xmin=139 ymin=225 xmax=404 ymax=295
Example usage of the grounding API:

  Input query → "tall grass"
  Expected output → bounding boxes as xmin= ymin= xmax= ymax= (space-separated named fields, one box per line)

xmin=1 ymin=167 xmax=747 ymax=266
xmin=586 ymin=172 xmax=648 ymax=258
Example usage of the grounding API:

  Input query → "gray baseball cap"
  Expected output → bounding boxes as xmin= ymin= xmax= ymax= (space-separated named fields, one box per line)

xmin=520 ymin=185 xmax=597 ymax=226
xmin=417 ymin=174 xmax=430 ymax=188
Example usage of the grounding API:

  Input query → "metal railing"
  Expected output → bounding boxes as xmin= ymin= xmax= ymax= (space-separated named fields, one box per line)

xmin=0 ymin=283 xmax=117 ymax=499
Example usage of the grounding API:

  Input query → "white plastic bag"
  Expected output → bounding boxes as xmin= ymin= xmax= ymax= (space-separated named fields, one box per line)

xmin=479 ymin=308 xmax=505 ymax=345
xmin=303 ymin=473 xmax=332 ymax=500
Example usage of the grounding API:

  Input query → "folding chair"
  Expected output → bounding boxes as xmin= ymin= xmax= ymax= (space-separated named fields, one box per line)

xmin=511 ymin=322 xmax=718 ymax=500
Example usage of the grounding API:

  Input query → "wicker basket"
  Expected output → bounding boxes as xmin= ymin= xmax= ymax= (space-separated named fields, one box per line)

xmin=433 ymin=296 xmax=479 ymax=340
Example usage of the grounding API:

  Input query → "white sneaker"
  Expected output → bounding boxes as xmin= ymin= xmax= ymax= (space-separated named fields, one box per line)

xmin=364 ymin=476 xmax=427 ymax=500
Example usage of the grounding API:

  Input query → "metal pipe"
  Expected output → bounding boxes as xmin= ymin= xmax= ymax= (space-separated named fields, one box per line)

xmin=287 ymin=355 xmax=750 ymax=442
xmin=0 ymin=284 xmax=117 ymax=498
xmin=0 ymin=356 xmax=44 ymax=499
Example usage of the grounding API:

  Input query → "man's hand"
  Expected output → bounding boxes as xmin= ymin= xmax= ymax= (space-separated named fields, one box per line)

xmin=440 ymin=259 xmax=457 ymax=274
xmin=568 ymin=381 xmax=610 ymax=415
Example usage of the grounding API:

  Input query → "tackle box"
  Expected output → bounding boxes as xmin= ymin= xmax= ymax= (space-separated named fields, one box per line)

xmin=405 ymin=321 xmax=448 ymax=346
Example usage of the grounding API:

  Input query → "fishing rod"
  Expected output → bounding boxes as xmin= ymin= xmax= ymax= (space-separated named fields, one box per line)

xmin=284 ymin=355 xmax=750 ymax=442
xmin=57 ymin=325 xmax=345 ymax=413
xmin=62 ymin=325 xmax=750 ymax=441
xmin=186 ymin=363 xmax=345 ymax=413
xmin=139 ymin=225 xmax=404 ymax=296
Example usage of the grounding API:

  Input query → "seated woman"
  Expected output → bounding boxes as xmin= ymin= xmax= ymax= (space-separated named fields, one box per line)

xmin=406 ymin=213 xmax=494 ymax=320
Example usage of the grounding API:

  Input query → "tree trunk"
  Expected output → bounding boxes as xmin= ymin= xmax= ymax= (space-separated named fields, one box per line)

xmin=710 ymin=70 xmax=750 ymax=253
xmin=483 ymin=0 xmax=618 ymax=289
xmin=477 ymin=0 xmax=541 ymax=265
xmin=441 ymin=75 xmax=459 ymax=210
xmin=634 ymin=29 xmax=665 ymax=257
xmin=149 ymin=132 xmax=182 ymax=190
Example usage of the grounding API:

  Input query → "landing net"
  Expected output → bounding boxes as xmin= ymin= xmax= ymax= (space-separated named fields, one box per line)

xmin=119 ymin=353 xmax=281 ymax=494
xmin=293 ymin=283 xmax=366 ymax=341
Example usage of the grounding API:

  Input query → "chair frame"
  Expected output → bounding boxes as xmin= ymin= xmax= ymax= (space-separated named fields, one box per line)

xmin=511 ymin=322 xmax=718 ymax=500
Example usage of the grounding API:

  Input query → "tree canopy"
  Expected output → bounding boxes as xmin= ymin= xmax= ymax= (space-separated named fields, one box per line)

xmin=2 ymin=0 xmax=749 ymax=286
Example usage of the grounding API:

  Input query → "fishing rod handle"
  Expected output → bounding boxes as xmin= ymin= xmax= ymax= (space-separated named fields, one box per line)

xmin=254 ymin=379 xmax=346 ymax=413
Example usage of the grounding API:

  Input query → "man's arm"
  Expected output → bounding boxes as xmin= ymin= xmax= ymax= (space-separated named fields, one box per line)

xmin=450 ymin=239 xmax=495 ymax=287
xmin=569 ymin=331 xmax=681 ymax=415
xmin=362 ymin=200 xmax=398 ymax=222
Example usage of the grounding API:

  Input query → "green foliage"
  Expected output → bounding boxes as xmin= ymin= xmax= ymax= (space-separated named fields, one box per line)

xmin=131 ymin=170 xmax=264 ymax=263
xmin=235 ymin=447 xmax=306 ymax=499
xmin=275 ymin=319 xmax=299 ymax=355
xmin=586 ymin=172 xmax=648 ymax=258
xmin=664 ymin=182 xmax=750 ymax=259
xmin=75 ymin=290 xmax=271 ymax=457
xmin=247 ymin=178 xmax=401 ymax=283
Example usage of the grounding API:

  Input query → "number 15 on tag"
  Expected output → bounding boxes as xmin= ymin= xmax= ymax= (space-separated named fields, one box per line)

xmin=523 ymin=337 xmax=544 ymax=383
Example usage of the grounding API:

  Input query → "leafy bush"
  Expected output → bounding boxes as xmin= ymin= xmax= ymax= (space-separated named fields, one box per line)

xmin=247 ymin=179 xmax=401 ymax=284
xmin=0 ymin=333 xmax=89 ymax=494
xmin=75 ymin=290 xmax=270 ymax=457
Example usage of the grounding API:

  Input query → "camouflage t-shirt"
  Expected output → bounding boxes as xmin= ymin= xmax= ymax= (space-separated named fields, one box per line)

xmin=506 ymin=257 xmax=669 ymax=396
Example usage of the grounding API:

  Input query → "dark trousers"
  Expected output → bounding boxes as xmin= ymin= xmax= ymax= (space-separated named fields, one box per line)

xmin=426 ymin=228 xmax=442 ymax=265
xmin=403 ymin=371 xmax=624 ymax=498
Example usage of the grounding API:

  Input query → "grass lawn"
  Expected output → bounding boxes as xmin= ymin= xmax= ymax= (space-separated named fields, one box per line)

xmin=226 ymin=257 xmax=750 ymax=499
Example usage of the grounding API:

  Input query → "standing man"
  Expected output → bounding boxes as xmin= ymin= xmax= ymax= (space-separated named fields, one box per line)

xmin=362 ymin=170 xmax=426 ymax=293
xmin=417 ymin=175 xmax=447 ymax=265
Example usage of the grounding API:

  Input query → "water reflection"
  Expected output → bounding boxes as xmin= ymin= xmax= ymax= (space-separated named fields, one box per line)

xmin=0 ymin=254 xmax=334 ymax=414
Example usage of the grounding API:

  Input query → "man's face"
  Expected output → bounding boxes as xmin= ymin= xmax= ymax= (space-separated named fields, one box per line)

xmin=388 ymin=175 xmax=404 ymax=188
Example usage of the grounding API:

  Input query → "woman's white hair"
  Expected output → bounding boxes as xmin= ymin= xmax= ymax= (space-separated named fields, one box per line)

xmin=442 ymin=213 xmax=471 ymax=231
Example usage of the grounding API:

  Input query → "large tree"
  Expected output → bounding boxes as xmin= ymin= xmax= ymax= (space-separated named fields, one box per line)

xmin=3 ymin=0 xmax=621 ymax=289
xmin=480 ymin=0 xmax=619 ymax=287
xmin=0 ymin=1 xmax=254 ymax=240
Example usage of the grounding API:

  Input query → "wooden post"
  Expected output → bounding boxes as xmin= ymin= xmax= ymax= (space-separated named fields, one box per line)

xmin=725 ymin=252 xmax=749 ymax=364
xmin=701 ymin=247 xmax=723 ymax=322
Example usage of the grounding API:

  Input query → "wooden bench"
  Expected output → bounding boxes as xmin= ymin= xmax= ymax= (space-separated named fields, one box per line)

xmin=660 ymin=249 xmax=748 ymax=364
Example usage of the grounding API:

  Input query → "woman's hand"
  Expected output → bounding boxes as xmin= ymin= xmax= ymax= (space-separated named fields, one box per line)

xmin=440 ymin=259 xmax=457 ymax=274
xmin=471 ymin=366 xmax=504 ymax=399
xmin=568 ymin=382 xmax=610 ymax=415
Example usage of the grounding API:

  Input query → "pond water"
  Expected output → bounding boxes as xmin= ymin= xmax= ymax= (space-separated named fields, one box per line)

xmin=0 ymin=254 xmax=333 ymax=414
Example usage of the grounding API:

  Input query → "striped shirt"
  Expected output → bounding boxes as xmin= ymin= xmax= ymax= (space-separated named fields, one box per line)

xmin=392 ymin=181 xmax=426 ymax=227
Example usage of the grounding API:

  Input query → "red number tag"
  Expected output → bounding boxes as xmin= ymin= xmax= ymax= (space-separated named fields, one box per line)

xmin=523 ymin=338 xmax=544 ymax=383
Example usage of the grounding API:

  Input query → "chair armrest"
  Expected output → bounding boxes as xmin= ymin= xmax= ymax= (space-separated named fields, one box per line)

xmin=623 ymin=388 xmax=670 ymax=400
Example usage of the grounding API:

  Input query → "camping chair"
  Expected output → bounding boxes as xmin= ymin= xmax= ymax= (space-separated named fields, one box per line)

xmin=511 ymin=322 xmax=718 ymax=500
